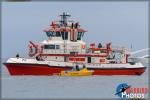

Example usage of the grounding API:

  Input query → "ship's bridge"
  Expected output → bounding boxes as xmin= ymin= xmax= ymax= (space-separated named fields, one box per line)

xmin=41 ymin=12 xmax=87 ymax=55
xmin=44 ymin=28 xmax=86 ymax=41
xmin=43 ymin=12 xmax=87 ymax=42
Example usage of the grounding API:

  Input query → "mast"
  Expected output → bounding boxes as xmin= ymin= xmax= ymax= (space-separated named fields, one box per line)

xmin=60 ymin=12 xmax=71 ymax=54
xmin=59 ymin=12 xmax=71 ymax=27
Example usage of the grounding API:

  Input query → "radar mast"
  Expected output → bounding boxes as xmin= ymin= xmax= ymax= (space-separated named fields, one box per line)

xmin=59 ymin=12 xmax=71 ymax=27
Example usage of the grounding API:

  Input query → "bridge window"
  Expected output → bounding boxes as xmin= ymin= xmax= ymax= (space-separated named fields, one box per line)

xmin=56 ymin=45 xmax=60 ymax=49
xmin=77 ymin=32 xmax=83 ymax=40
xmin=61 ymin=32 xmax=68 ymax=40
xmin=56 ymin=32 xmax=61 ymax=37
xmin=46 ymin=32 xmax=61 ymax=37
xmin=52 ymin=32 xmax=56 ymax=36
xmin=46 ymin=32 xmax=53 ymax=37
xmin=44 ymin=45 xmax=55 ymax=49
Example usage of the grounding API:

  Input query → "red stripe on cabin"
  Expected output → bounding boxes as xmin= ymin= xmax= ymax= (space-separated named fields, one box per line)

xmin=90 ymin=47 xmax=112 ymax=51
xmin=39 ymin=53 xmax=109 ymax=57
xmin=90 ymin=43 xmax=95 ymax=47
xmin=69 ymin=57 xmax=85 ymax=61
xmin=100 ymin=59 xmax=105 ymax=62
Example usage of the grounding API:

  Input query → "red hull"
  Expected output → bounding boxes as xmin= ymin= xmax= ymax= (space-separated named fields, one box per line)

xmin=4 ymin=63 xmax=146 ymax=76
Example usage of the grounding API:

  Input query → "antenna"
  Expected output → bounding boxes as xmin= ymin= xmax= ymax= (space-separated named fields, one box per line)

xmin=59 ymin=12 xmax=71 ymax=26
xmin=130 ymin=44 xmax=132 ymax=50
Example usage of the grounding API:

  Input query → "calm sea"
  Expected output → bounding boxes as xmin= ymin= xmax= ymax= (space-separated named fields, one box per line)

xmin=1 ymin=58 xmax=149 ymax=99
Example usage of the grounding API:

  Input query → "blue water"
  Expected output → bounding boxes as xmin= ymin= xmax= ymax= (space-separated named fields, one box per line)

xmin=1 ymin=59 xmax=149 ymax=99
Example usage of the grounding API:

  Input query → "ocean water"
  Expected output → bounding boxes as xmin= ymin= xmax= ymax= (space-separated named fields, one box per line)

xmin=1 ymin=58 xmax=149 ymax=99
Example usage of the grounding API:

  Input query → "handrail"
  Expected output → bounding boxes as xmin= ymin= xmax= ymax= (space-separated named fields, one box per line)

xmin=131 ymin=48 xmax=150 ymax=55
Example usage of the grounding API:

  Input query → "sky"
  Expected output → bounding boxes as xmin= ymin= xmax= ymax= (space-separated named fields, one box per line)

xmin=2 ymin=1 xmax=148 ymax=58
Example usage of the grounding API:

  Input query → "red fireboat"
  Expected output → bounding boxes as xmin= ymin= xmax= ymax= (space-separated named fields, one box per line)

xmin=3 ymin=12 xmax=146 ymax=75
